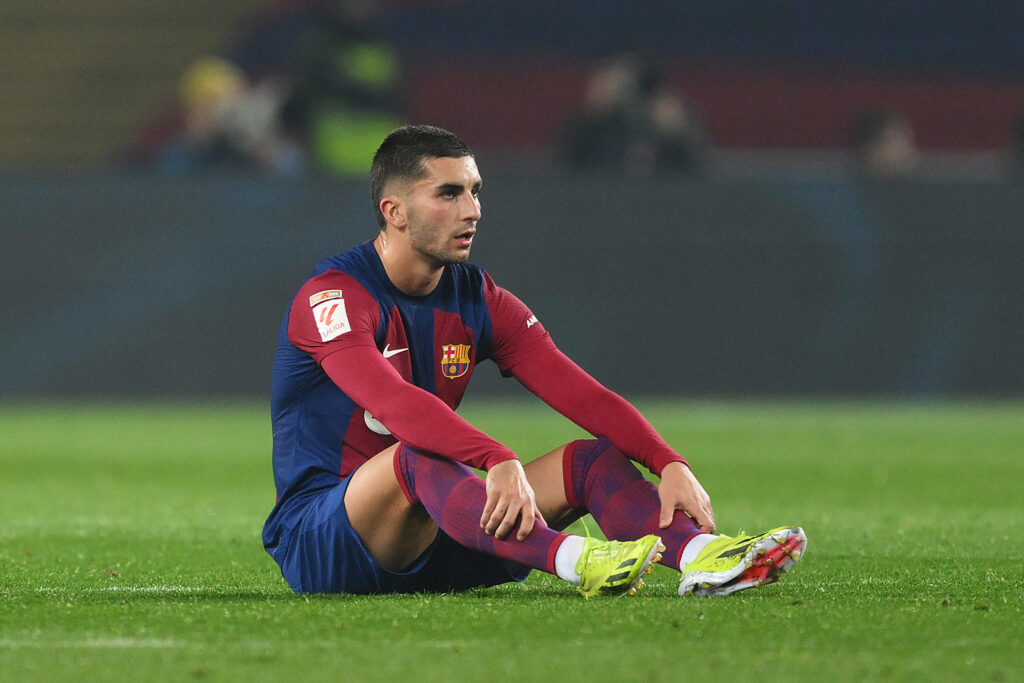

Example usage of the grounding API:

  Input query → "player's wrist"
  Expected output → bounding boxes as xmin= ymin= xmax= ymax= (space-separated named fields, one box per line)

xmin=483 ymin=451 xmax=519 ymax=471
xmin=653 ymin=453 xmax=690 ymax=477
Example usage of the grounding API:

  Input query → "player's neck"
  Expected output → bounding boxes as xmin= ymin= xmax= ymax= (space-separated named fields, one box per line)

xmin=374 ymin=234 xmax=444 ymax=296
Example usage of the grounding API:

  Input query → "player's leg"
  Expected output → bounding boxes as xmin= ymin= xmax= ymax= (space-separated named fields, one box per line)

xmin=352 ymin=442 xmax=662 ymax=597
xmin=385 ymin=444 xmax=567 ymax=574
xmin=278 ymin=443 xmax=442 ymax=593
xmin=521 ymin=442 xmax=585 ymax=529
xmin=525 ymin=439 xmax=703 ymax=571
xmin=528 ymin=438 xmax=806 ymax=597
xmin=282 ymin=441 xmax=659 ymax=595
xmin=343 ymin=443 xmax=439 ymax=571
xmin=285 ymin=443 xmax=518 ymax=593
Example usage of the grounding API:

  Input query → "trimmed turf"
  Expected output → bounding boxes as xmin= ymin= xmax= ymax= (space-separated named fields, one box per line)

xmin=1 ymin=399 xmax=1021 ymax=681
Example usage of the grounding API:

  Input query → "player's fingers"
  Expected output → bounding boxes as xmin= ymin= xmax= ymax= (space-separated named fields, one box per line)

xmin=482 ymin=487 xmax=510 ymax=535
xmin=494 ymin=502 xmax=521 ymax=540
xmin=693 ymin=500 xmax=715 ymax=533
xmin=515 ymin=503 xmax=537 ymax=541
xmin=485 ymin=503 xmax=510 ymax=536
xmin=480 ymin=494 xmax=498 ymax=531
xmin=658 ymin=498 xmax=676 ymax=529
xmin=703 ymin=502 xmax=717 ymax=534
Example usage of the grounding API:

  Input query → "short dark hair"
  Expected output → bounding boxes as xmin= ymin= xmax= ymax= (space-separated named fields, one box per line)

xmin=370 ymin=125 xmax=474 ymax=228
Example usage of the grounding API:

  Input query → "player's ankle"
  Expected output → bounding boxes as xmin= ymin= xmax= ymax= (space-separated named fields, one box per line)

xmin=679 ymin=533 xmax=717 ymax=570
xmin=553 ymin=535 xmax=585 ymax=585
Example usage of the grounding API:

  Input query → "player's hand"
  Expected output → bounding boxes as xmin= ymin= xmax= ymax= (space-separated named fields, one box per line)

xmin=481 ymin=459 xmax=546 ymax=541
xmin=657 ymin=461 xmax=715 ymax=533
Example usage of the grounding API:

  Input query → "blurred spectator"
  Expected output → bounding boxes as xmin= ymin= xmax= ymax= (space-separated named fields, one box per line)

xmin=558 ymin=50 xmax=708 ymax=175
xmin=229 ymin=0 xmax=402 ymax=175
xmin=142 ymin=56 xmax=303 ymax=176
xmin=848 ymin=109 xmax=920 ymax=179
xmin=128 ymin=0 xmax=401 ymax=177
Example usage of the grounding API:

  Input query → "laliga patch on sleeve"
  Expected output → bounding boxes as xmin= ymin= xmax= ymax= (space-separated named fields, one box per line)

xmin=311 ymin=295 xmax=351 ymax=342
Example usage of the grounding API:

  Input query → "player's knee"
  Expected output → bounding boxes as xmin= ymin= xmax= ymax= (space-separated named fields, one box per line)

xmin=567 ymin=436 xmax=621 ymax=466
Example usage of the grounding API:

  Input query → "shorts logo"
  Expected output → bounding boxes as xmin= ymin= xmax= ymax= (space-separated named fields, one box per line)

xmin=311 ymin=294 xmax=350 ymax=342
xmin=441 ymin=344 xmax=471 ymax=379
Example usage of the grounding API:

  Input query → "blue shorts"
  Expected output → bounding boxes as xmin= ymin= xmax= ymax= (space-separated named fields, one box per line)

xmin=274 ymin=473 xmax=531 ymax=594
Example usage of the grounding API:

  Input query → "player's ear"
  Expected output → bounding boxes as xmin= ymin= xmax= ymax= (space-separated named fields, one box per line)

xmin=379 ymin=195 xmax=407 ymax=229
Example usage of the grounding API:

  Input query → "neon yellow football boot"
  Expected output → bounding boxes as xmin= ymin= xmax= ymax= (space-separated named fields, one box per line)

xmin=576 ymin=534 xmax=665 ymax=598
xmin=679 ymin=526 xmax=807 ymax=597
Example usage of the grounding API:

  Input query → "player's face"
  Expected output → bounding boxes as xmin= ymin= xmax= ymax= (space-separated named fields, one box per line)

xmin=404 ymin=156 xmax=482 ymax=266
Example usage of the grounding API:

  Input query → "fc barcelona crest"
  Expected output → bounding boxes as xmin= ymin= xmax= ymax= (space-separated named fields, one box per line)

xmin=441 ymin=344 xmax=471 ymax=379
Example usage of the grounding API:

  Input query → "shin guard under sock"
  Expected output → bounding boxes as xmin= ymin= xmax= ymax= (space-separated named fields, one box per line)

xmin=395 ymin=445 xmax=566 ymax=574
xmin=563 ymin=437 xmax=701 ymax=569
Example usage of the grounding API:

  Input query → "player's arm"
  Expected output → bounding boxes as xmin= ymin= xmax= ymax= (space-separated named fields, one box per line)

xmin=507 ymin=347 xmax=714 ymax=532
xmin=485 ymin=275 xmax=714 ymax=532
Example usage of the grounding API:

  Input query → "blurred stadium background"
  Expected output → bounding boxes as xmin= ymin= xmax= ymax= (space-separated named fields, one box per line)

xmin=1 ymin=0 xmax=1022 ymax=399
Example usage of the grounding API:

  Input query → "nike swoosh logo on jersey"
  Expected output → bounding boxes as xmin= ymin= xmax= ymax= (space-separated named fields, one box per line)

xmin=382 ymin=344 xmax=409 ymax=359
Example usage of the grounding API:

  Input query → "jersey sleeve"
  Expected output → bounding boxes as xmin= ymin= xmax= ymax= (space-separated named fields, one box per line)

xmin=513 ymin=347 xmax=688 ymax=475
xmin=483 ymin=272 xmax=557 ymax=374
xmin=288 ymin=269 xmax=382 ymax=360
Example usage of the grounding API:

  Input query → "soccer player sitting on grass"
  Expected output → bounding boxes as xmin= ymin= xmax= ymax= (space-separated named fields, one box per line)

xmin=263 ymin=124 xmax=806 ymax=597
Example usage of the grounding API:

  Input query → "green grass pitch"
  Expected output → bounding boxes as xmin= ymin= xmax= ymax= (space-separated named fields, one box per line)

xmin=1 ymin=399 xmax=1021 ymax=681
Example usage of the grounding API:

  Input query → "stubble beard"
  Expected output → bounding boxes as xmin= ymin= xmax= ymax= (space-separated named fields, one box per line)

xmin=407 ymin=216 xmax=471 ymax=267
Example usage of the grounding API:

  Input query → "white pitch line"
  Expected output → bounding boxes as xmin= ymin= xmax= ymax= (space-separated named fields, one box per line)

xmin=0 ymin=637 xmax=183 ymax=650
xmin=33 ymin=585 xmax=205 ymax=594
xmin=102 ymin=586 xmax=202 ymax=593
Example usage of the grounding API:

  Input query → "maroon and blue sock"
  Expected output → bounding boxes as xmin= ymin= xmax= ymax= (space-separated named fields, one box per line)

xmin=563 ymin=437 xmax=701 ymax=569
xmin=394 ymin=445 xmax=567 ymax=574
